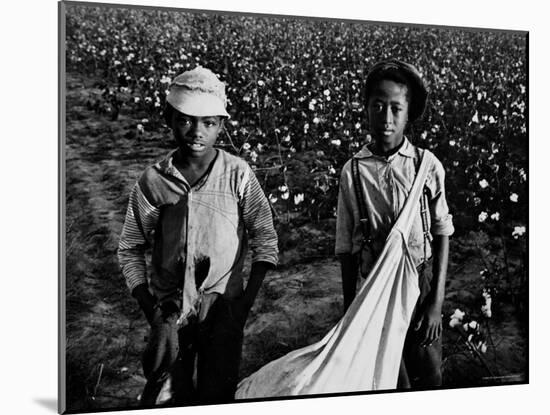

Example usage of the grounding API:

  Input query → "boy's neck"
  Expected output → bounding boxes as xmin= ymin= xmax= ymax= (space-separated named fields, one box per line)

xmin=173 ymin=148 xmax=219 ymax=187
xmin=175 ymin=147 xmax=217 ymax=170
xmin=372 ymin=137 xmax=406 ymax=158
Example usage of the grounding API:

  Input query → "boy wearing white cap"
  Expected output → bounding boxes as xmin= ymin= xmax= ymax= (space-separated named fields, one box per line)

xmin=335 ymin=59 xmax=454 ymax=388
xmin=118 ymin=66 xmax=278 ymax=405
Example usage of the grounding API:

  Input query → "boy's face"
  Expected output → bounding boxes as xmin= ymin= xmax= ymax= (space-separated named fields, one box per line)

xmin=170 ymin=111 xmax=223 ymax=159
xmin=366 ymin=79 xmax=410 ymax=149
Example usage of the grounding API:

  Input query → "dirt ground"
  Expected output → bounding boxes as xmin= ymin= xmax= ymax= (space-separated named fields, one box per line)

xmin=63 ymin=73 xmax=527 ymax=412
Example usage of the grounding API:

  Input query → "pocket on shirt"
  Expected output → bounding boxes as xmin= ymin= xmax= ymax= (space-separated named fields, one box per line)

xmin=408 ymin=217 xmax=426 ymax=246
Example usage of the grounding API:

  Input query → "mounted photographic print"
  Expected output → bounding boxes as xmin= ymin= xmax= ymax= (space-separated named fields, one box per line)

xmin=59 ymin=0 xmax=528 ymax=413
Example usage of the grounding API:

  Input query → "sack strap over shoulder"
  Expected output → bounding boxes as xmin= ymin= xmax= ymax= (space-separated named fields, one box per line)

xmin=351 ymin=146 xmax=431 ymax=273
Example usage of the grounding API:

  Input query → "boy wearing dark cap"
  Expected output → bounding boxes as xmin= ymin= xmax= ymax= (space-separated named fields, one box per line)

xmin=335 ymin=59 xmax=454 ymax=388
xmin=118 ymin=66 xmax=278 ymax=405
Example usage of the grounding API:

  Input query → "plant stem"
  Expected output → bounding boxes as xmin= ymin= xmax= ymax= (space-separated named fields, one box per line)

xmin=485 ymin=320 xmax=500 ymax=372
xmin=253 ymin=74 xmax=262 ymax=130
xmin=92 ymin=363 xmax=104 ymax=398
xmin=223 ymin=128 xmax=239 ymax=153
xmin=274 ymin=129 xmax=290 ymax=223
xmin=461 ymin=331 xmax=495 ymax=377
xmin=492 ymin=168 xmax=513 ymax=291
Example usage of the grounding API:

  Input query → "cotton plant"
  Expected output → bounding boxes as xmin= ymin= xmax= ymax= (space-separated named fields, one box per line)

xmin=448 ymin=296 xmax=492 ymax=354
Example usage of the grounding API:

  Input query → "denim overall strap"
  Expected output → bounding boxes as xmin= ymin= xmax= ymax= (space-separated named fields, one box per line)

xmin=351 ymin=158 xmax=373 ymax=254
xmin=414 ymin=146 xmax=430 ymax=275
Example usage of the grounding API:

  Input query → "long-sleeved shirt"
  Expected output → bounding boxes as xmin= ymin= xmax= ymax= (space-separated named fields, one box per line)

xmin=118 ymin=148 xmax=278 ymax=320
xmin=335 ymin=137 xmax=454 ymax=276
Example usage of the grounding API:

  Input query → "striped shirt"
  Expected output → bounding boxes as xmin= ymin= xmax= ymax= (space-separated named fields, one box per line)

xmin=117 ymin=148 xmax=278 ymax=319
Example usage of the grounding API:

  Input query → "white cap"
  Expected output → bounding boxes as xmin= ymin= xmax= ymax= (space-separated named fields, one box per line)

xmin=166 ymin=66 xmax=230 ymax=118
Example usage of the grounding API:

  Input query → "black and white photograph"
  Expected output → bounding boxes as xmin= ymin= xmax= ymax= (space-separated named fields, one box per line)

xmin=57 ymin=0 xmax=532 ymax=413
xmin=7 ymin=0 xmax=550 ymax=414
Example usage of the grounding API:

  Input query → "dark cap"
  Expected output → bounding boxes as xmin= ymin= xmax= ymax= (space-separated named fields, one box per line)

xmin=365 ymin=59 xmax=429 ymax=121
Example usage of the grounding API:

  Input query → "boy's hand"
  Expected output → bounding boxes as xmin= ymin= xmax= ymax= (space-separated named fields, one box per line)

xmin=132 ymin=283 xmax=157 ymax=325
xmin=229 ymin=296 xmax=252 ymax=328
xmin=142 ymin=307 xmax=180 ymax=380
xmin=414 ymin=300 xmax=443 ymax=347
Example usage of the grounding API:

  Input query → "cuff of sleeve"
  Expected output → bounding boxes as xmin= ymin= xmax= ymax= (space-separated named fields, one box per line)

xmin=251 ymin=254 xmax=279 ymax=267
xmin=335 ymin=242 xmax=353 ymax=256
xmin=127 ymin=274 xmax=148 ymax=293
xmin=431 ymin=216 xmax=455 ymax=236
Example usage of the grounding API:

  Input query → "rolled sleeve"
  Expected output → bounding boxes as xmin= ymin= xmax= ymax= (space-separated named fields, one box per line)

xmin=240 ymin=169 xmax=279 ymax=266
xmin=335 ymin=162 xmax=356 ymax=255
xmin=427 ymin=158 xmax=455 ymax=237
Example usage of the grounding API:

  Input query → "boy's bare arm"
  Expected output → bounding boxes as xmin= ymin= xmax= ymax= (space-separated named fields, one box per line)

xmin=245 ymin=261 xmax=273 ymax=308
xmin=430 ymin=235 xmax=449 ymax=309
xmin=414 ymin=235 xmax=449 ymax=346
xmin=232 ymin=261 xmax=274 ymax=326
xmin=339 ymin=253 xmax=358 ymax=312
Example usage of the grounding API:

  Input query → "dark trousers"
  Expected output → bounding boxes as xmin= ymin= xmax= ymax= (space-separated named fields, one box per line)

xmin=397 ymin=261 xmax=443 ymax=389
xmin=140 ymin=296 xmax=244 ymax=406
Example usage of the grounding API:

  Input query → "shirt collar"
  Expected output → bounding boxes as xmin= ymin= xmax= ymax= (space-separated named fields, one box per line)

xmin=155 ymin=149 xmax=185 ymax=180
xmin=353 ymin=136 xmax=415 ymax=159
xmin=155 ymin=148 xmax=222 ymax=187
